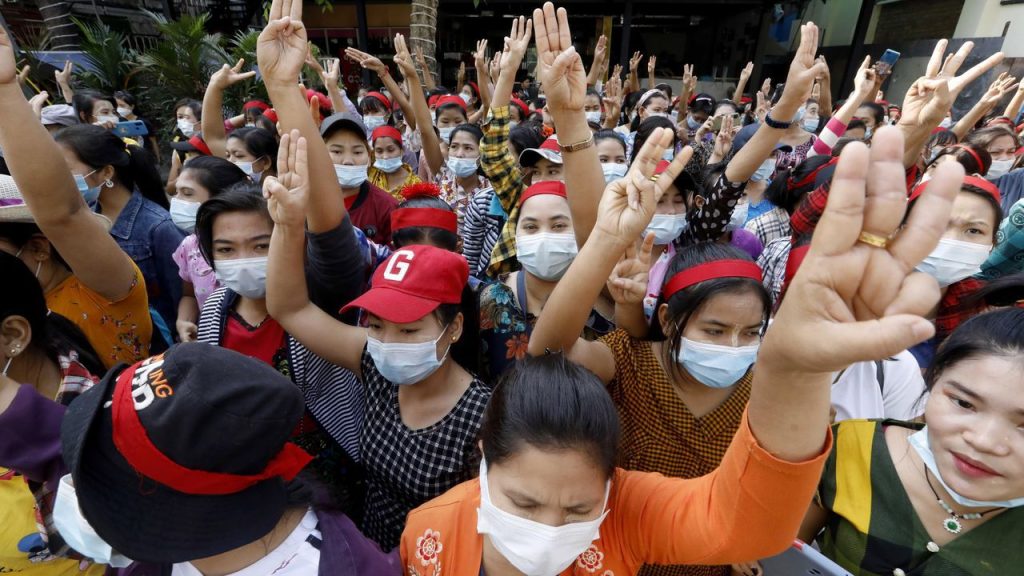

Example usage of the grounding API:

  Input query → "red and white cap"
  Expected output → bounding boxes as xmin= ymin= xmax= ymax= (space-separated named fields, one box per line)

xmin=519 ymin=135 xmax=562 ymax=167
xmin=341 ymin=245 xmax=468 ymax=323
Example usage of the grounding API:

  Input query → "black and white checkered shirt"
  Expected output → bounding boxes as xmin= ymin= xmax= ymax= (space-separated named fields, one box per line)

xmin=357 ymin=348 xmax=490 ymax=549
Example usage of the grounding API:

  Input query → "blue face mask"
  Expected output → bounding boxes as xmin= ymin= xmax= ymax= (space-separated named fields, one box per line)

xmin=750 ymin=158 xmax=776 ymax=183
xmin=802 ymin=116 xmax=819 ymax=133
xmin=447 ymin=156 xmax=479 ymax=178
xmin=74 ymin=172 xmax=101 ymax=206
xmin=662 ymin=148 xmax=675 ymax=162
xmin=601 ymin=162 xmax=628 ymax=184
xmin=374 ymin=156 xmax=404 ymax=174
xmin=792 ymin=105 xmax=807 ymax=123
xmin=677 ymin=337 xmax=758 ymax=388
xmin=908 ymin=428 xmax=1024 ymax=509
xmin=686 ymin=115 xmax=701 ymax=131
xmin=335 ymin=164 xmax=368 ymax=188
xmin=439 ymin=127 xmax=455 ymax=143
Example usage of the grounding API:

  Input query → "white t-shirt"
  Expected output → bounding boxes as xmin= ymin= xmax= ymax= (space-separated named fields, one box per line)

xmin=831 ymin=350 xmax=928 ymax=423
xmin=172 ymin=508 xmax=321 ymax=576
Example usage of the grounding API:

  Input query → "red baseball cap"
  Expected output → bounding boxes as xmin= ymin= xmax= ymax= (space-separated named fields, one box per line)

xmin=341 ymin=245 xmax=468 ymax=323
xmin=519 ymin=135 xmax=562 ymax=167
xmin=519 ymin=180 xmax=567 ymax=206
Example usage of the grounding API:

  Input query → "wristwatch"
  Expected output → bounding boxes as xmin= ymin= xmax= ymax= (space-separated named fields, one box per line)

xmin=559 ymin=134 xmax=595 ymax=153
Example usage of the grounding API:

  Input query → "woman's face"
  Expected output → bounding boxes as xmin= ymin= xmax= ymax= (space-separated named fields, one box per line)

xmin=584 ymin=94 xmax=601 ymax=114
xmin=509 ymin=106 xmax=523 ymax=123
xmin=943 ymin=190 xmax=997 ymax=245
xmin=805 ymin=102 xmax=820 ymax=116
xmin=987 ymin=134 xmax=1017 ymax=162
xmin=661 ymin=286 xmax=765 ymax=348
xmin=449 ymin=131 xmax=480 ymax=159
xmin=640 ymin=96 xmax=669 ymax=120
xmin=596 ymin=139 xmax=626 ymax=165
xmin=175 ymin=169 xmax=213 ymax=203
xmin=176 ymin=106 xmax=198 ymax=125
xmin=532 ymin=158 xmax=564 ymax=182
xmin=211 ymin=211 xmax=272 ymax=262
xmin=373 ymin=136 xmax=404 ymax=161
xmin=924 ymin=354 xmax=1024 ymax=503
xmin=485 ymin=445 xmax=608 ymax=528
xmin=115 ymin=98 xmax=132 ymax=113
xmin=326 ymin=130 xmax=370 ymax=166
xmin=366 ymin=311 xmax=462 ymax=352
xmin=436 ymin=108 xmax=468 ymax=129
xmin=655 ymin=183 xmax=687 ymax=216
xmin=855 ymin=106 xmax=878 ymax=131
xmin=89 ymin=99 xmax=115 ymax=123
xmin=517 ymin=194 xmax=573 ymax=237
xmin=846 ymin=126 xmax=867 ymax=141
xmin=225 ymin=138 xmax=271 ymax=174
xmin=58 ymin=145 xmax=107 ymax=191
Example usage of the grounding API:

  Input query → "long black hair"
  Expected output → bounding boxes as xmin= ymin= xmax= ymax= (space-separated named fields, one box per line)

xmin=72 ymin=89 xmax=114 ymax=123
xmin=630 ymin=115 xmax=677 ymax=164
xmin=479 ymin=353 xmax=621 ymax=476
xmin=195 ymin=184 xmax=270 ymax=271
xmin=55 ymin=124 xmax=167 ymax=209
xmin=435 ymin=283 xmax=481 ymax=378
xmin=180 ymin=156 xmax=249 ymax=197
xmin=226 ymin=126 xmax=280 ymax=163
xmin=925 ymin=308 xmax=1024 ymax=392
xmin=0 ymin=252 xmax=104 ymax=376
xmin=649 ymin=242 xmax=771 ymax=379
xmin=765 ymin=155 xmax=834 ymax=214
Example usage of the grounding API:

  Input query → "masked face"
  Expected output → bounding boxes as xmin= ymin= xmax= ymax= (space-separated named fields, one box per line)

xmin=53 ymin=475 xmax=134 ymax=567
xmin=915 ymin=237 xmax=991 ymax=287
xmin=367 ymin=325 xmax=451 ymax=385
xmin=750 ymin=158 xmax=776 ymax=183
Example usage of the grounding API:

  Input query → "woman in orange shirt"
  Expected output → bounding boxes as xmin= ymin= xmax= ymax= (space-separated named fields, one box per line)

xmin=397 ymin=9 xmax=965 ymax=574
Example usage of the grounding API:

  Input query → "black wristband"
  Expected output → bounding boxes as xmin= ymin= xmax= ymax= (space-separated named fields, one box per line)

xmin=764 ymin=112 xmax=793 ymax=129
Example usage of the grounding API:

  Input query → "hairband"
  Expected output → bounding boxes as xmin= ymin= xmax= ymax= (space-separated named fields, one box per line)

xmin=663 ymin=260 xmax=762 ymax=300
xmin=371 ymin=125 xmax=403 ymax=146
xmin=910 ymin=174 xmax=1002 ymax=204
xmin=391 ymin=207 xmax=457 ymax=233
xmin=953 ymin=145 xmax=984 ymax=171
xmin=638 ymin=89 xmax=665 ymax=109
xmin=519 ymin=180 xmax=567 ymax=206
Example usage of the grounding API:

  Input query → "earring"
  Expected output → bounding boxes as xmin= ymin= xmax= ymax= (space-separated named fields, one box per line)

xmin=104 ymin=179 xmax=115 ymax=188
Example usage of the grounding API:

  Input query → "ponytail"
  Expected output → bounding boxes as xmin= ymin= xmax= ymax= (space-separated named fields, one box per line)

xmin=55 ymin=124 xmax=167 ymax=209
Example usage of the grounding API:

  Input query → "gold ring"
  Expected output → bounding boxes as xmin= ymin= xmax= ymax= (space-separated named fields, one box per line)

xmin=857 ymin=231 xmax=889 ymax=249
xmin=649 ymin=175 xmax=660 ymax=182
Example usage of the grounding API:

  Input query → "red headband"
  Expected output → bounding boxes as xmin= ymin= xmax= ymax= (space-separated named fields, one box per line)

xmin=243 ymin=100 xmax=269 ymax=112
xmin=391 ymin=207 xmax=458 ymax=233
xmin=364 ymin=91 xmax=392 ymax=110
xmin=263 ymin=109 xmax=279 ymax=123
xmin=436 ymin=95 xmax=467 ymax=111
xmin=663 ymin=260 xmax=762 ymax=300
xmin=110 ymin=366 xmax=312 ymax=495
xmin=519 ymin=180 xmax=567 ymax=206
xmin=954 ymin=145 xmax=984 ymax=172
xmin=371 ymin=125 xmax=403 ymax=146
xmin=510 ymin=97 xmax=529 ymax=118
xmin=910 ymin=174 xmax=1002 ymax=204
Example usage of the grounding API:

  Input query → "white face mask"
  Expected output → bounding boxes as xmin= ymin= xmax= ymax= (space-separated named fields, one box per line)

xmin=439 ymin=126 xmax=455 ymax=143
xmin=585 ymin=111 xmax=602 ymax=125
xmin=177 ymin=118 xmax=195 ymax=136
xmin=169 ymin=197 xmax=200 ymax=233
xmin=335 ymin=164 xmax=369 ymax=188
xmin=750 ymin=158 xmax=776 ymax=183
xmin=366 ymin=328 xmax=450 ymax=385
xmin=233 ymin=159 xmax=263 ymax=182
xmin=516 ymin=232 xmax=578 ymax=281
xmin=53 ymin=475 xmax=134 ymax=567
xmin=987 ymin=158 xmax=1014 ymax=179
xmin=116 ymin=106 xmax=133 ymax=118
xmin=726 ymin=202 xmax=749 ymax=232
xmin=908 ymin=428 xmax=1024 ymax=508
xmin=363 ymin=115 xmax=387 ymax=131
xmin=645 ymin=213 xmax=687 ymax=245
xmin=915 ymin=238 xmax=991 ymax=287
xmin=476 ymin=458 xmax=609 ymax=576
xmin=215 ymin=256 xmax=268 ymax=299
xmin=96 ymin=114 xmax=119 ymax=125
xmin=677 ymin=338 xmax=759 ymax=389
xmin=460 ymin=92 xmax=472 ymax=104
xmin=601 ymin=162 xmax=628 ymax=184
xmin=938 ymin=117 xmax=954 ymax=129
xmin=374 ymin=156 xmax=404 ymax=173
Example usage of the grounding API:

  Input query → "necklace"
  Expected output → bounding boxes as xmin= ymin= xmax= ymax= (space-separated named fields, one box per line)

xmin=923 ymin=468 xmax=1000 ymax=534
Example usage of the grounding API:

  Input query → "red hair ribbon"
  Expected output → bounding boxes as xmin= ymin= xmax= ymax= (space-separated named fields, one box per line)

xmin=436 ymin=95 xmax=467 ymax=111
xmin=663 ymin=260 xmax=763 ymax=300
xmin=391 ymin=207 xmax=458 ymax=233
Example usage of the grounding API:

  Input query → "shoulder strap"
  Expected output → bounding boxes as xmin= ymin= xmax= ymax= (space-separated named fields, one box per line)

xmin=875 ymin=360 xmax=885 ymax=396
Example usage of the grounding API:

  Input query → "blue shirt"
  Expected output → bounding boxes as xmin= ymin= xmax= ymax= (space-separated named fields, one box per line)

xmin=103 ymin=191 xmax=185 ymax=340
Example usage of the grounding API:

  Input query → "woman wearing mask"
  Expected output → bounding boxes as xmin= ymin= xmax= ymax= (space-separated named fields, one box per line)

xmin=434 ymin=123 xmax=490 ymax=226
xmin=170 ymin=156 xmax=248 ymax=342
xmin=773 ymin=99 xmax=817 ymax=172
xmin=626 ymin=89 xmax=672 ymax=157
xmin=596 ymin=129 xmax=628 ymax=184
xmin=963 ymin=126 xmax=1018 ymax=179
xmin=398 ymin=48 xmax=964 ymax=575
xmin=584 ymin=88 xmax=604 ymax=127
xmin=0 ymin=51 xmax=152 ymax=369
xmin=368 ymin=125 xmax=422 ymax=199
xmin=0 ymin=252 xmax=105 ymax=576
xmin=166 ymin=98 xmax=204 ymax=196
xmin=200 ymin=58 xmax=259 ymax=159
xmin=56 ymin=125 xmax=184 ymax=350
xmin=320 ymin=112 xmax=398 ymax=245
xmin=265 ymin=135 xmax=489 ymax=549
xmin=113 ymin=91 xmax=158 ymax=156
xmin=71 ymin=90 xmax=118 ymax=128
xmin=922 ymin=144 xmax=991 ymax=181
xmin=225 ymin=126 xmax=279 ymax=184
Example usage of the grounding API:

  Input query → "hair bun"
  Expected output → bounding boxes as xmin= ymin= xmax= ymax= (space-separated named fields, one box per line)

xmin=400 ymin=182 xmax=442 ymax=200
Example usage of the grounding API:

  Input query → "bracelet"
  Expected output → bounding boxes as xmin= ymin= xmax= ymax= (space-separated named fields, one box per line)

xmin=560 ymin=134 xmax=595 ymax=153
xmin=763 ymin=112 xmax=793 ymax=129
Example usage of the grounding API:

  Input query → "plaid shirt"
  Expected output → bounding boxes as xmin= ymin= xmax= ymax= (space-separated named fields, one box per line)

xmin=480 ymin=105 xmax=526 ymax=277
xmin=790 ymin=181 xmax=830 ymax=241
xmin=744 ymin=205 xmax=791 ymax=246
xmin=758 ymin=236 xmax=793 ymax=307
xmin=935 ymin=278 xmax=987 ymax=341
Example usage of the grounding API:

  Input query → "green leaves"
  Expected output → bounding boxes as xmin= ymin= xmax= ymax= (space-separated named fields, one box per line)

xmin=72 ymin=18 xmax=136 ymax=93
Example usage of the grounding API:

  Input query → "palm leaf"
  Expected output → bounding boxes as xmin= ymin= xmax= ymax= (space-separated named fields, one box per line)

xmin=72 ymin=18 xmax=137 ymax=94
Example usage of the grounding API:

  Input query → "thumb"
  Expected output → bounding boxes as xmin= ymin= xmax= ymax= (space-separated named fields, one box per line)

xmin=817 ymin=315 xmax=934 ymax=367
xmin=550 ymin=46 xmax=578 ymax=77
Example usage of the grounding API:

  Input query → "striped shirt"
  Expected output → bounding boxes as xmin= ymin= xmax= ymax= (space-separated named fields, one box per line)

xmin=461 ymin=187 xmax=503 ymax=278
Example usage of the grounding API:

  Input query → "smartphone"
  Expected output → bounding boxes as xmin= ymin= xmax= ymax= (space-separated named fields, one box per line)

xmin=711 ymin=113 xmax=740 ymax=133
xmin=114 ymin=120 xmax=148 ymax=138
xmin=761 ymin=540 xmax=853 ymax=576
xmin=875 ymin=49 xmax=901 ymax=76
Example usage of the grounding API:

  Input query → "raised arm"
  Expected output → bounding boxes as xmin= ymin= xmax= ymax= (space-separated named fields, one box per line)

xmin=677 ymin=64 xmax=696 ymax=118
xmin=897 ymin=40 xmax=1004 ymax=169
xmin=306 ymin=48 xmax=346 ymax=114
xmin=628 ymin=51 xmax=642 ymax=93
xmin=0 ymin=31 xmax=137 ymax=301
xmin=808 ymin=56 xmax=876 ymax=158
xmin=258 ymin=0 xmax=346 ymax=234
xmin=816 ymin=56 xmax=833 ymax=119
xmin=54 ymin=60 xmax=73 ymax=103
xmin=724 ymin=23 xmax=827 ymax=183
xmin=473 ymin=39 xmax=492 ymax=113
xmin=1003 ymin=81 xmax=1024 ymax=121
xmin=202 ymin=59 xmax=256 ymax=158
xmin=414 ymin=46 xmax=436 ymax=91
xmin=393 ymin=34 xmax=442 ymax=175
xmin=533 ymin=2 xmax=606 ymax=247
xmin=586 ymin=35 xmax=608 ymax=87
xmin=732 ymin=62 xmax=752 ymax=104
xmin=345 ymin=46 xmax=415 ymax=130
xmin=265 ymin=130 xmax=366 ymax=374
xmin=951 ymin=72 xmax=1018 ymax=140
xmin=646 ymin=55 xmax=656 ymax=89
xmin=602 ymin=72 xmax=623 ymax=129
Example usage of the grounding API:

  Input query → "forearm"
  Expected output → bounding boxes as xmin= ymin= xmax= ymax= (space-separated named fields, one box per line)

xmin=614 ymin=301 xmax=650 ymax=339
xmin=629 ymin=72 xmax=640 ymax=94
xmin=57 ymin=80 xmax=73 ymax=103
xmin=818 ymin=77 xmax=833 ymax=118
xmin=201 ymin=83 xmax=229 ymax=158
xmin=528 ymin=230 xmax=625 ymax=356
xmin=747 ymin=353 xmax=831 ymax=462
xmin=177 ymin=294 xmax=199 ymax=325
xmin=1004 ymin=91 xmax=1024 ymax=120
xmin=267 ymin=222 xmax=313 ymax=321
xmin=476 ymin=62 xmax=492 ymax=111
xmin=267 ymin=82 xmax=345 ymax=233
xmin=951 ymin=99 xmax=993 ymax=140
xmin=732 ymin=77 xmax=748 ymax=105
xmin=551 ymin=108 xmax=603 ymax=247
xmin=678 ymin=85 xmax=693 ymax=116
xmin=381 ymin=72 xmax=414 ymax=129
xmin=405 ymin=71 xmax=442 ymax=174
xmin=324 ymin=80 xmax=346 ymax=116
xmin=724 ymin=98 xmax=798 ymax=182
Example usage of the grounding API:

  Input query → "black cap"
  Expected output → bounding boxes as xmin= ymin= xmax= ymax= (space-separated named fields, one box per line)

xmin=60 ymin=343 xmax=310 ymax=563
xmin=320 ymin=112 xmax=367 ymax=140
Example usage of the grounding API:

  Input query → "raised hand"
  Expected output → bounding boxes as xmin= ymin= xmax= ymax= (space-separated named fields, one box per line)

xmin=306 ymin=45 xmax=340 ymax=86
xmin=257 ymin=0 xmax=308 ymax=88
xmin=28 ymin=90 xmax=48 ymax=119
xmin=594 ymin=127 xmax=692 ymax=244
xmin=473 ymin=39 xmax=488 ymax=71
xmin=647 ymin=55 xmax=657 ymax=75
xmin=611 ymin=63 xmax=623 ymax=81
xmin=980 ymin=72 xmax=1019 ymax=107
xmin=210 ymin=58 xmax=257 ymax=89
xmin=457 ymin=61 xmax=466 ymax=87
xmin=760 ymin=77 xmax=772 ymax=98
xmin=264 ymin=129 xmax=309 ymax=228
xmin=501 ymin=16 xmax=533 ymax=72
xmin=54 ymin=60 xmax=72 ymax=85
xmin=392 ymin=34 xmax=418 ymax=81
xmin=602 ymin=74 xmax=623 ymax=111
xmin=16 ymin=64 xmax=29 ymax=85
xmin=712 ymin=113 xmax=736 ymax=159
xmin=345 ymin=46 xmax=387 ymax=76
xmin=683 ymin=64 xmax=697 ymax=93
xmin=629 ymin=51 xmax=643 ymax=73
xmin=593 ymin=35 xmax=608 ymax=68
xmin=532 ymin=2 xmax=587 ymax=114
xmin=851 ymin=56 xmax=877 ymax=101
xmin=739 ymin=62 xmax=753 ymax=84
xmin=781 ymin=23 xmax=828 ymax=104
xmin=755 ymin=90 xmax=768 ymax=121
xmin=608 ymin=233 xmax=655 ymax=305
xmin=764 ymin=126 xmax=961 ymax=373
xmin=899 ymin=40 xmax=1004 ymax=129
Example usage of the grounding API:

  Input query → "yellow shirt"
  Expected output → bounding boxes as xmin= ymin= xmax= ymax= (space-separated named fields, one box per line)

xmin=368 ymin=164 xmax=422 ymax=200
xmin=46 ymin=263 xmax=152 ymax=369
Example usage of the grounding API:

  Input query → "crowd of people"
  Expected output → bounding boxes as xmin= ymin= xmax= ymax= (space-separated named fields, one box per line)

xmin=1 ymin=0 xmax=1023 ymax=574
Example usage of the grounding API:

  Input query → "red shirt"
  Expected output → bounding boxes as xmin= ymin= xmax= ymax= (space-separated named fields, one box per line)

xmin=347 ymin=182 xmax=398 ymax=246
xmin=221 ymin=311 xmax=287 ymax=368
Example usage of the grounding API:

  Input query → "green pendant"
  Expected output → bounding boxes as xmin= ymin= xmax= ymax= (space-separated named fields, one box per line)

xmin=943 ymin=517 xmax=963 ymax=534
